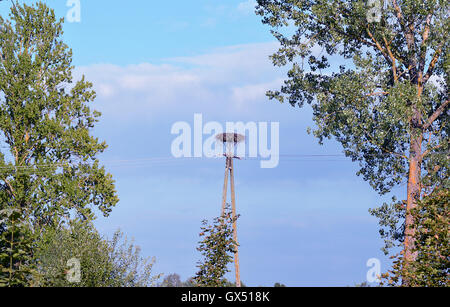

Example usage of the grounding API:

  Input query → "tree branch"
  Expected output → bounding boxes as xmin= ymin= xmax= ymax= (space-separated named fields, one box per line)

xmin=421 ymin=143 xmax=445 ymax=159
xmin=383 ymin=36 xmax=399 ymax=82
xmin=2 ymin=177 xmax=15 ymax=197
xmin=391 ymin=0 xmax=406 ymax=30
xmin=366 ymin=26 xmax=393 ymax=66
xmin=423 ymin=99 xmax=450 ymax=130
xmin=422 ymin=45 xmax=443 ymax=85
xmin=418 ymin=14 xmax=433 ymax=76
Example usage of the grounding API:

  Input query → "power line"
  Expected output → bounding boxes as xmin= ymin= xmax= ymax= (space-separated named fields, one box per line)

xmin=0 ymin=151 xmax=447 ymax=173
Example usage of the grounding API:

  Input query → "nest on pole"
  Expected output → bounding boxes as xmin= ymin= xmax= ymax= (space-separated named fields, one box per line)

xmin=215 ymin=133 xmax=245 ymax=144
xmin=215 ymin=133 xmax=245 ymax=157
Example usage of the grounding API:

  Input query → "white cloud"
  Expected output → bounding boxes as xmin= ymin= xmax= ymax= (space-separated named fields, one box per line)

xmin=237 ymin=0 xmax=257 ymax=14
xmin=231 ymin=79 xmax=284 ymax=110
xmin=75 ymin=42 xmax=285 ymax=122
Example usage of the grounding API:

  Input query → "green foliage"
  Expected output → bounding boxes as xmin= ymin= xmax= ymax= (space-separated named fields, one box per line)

xmin=0 ymin=207 xmax=36 ymax=286
xmin=194 ymin=204 xmax=239 ymax=287
xmin=369 ymin=197 xmax=405 ymax=254
xmin=354 ymin=281 xmax=376 ymax=287
xmin=380 ymin=189 xmax=449 ymax=287
xmin=158 ymin=274 xmax=210 ymax=287
xmin=256 ymin=0 xmax=448 ymax=194
xmin=0 ymin=2 xmax=118 ymax=286
xmin=222 ymin=279 xmax=246 ymax=287
xmin=256 ymin=0 xmax=449 ymax=285
xmin=32 ymin=219 xmax=160 ymax=287
xmin=182 ymin=277 xmax=196 ymax=287
xmin=221 ymin=278 xmax=247 ymax=288
xmin=160 ymin=273 xmax=183 ymax=287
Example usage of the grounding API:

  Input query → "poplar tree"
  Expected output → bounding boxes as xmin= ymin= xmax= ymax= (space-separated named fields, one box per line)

xmin=256 ymin=0 xmax=448 ymax=284
xmin=0 ymin=2 xmax=119 ymax=285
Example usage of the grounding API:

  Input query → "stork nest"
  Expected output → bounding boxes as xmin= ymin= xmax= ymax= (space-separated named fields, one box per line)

xmin=215 ymin=133 xmax=245 ymax=144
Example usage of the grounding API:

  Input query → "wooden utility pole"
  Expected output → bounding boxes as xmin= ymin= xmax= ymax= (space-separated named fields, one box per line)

xmin=221 ymin=157 xmax=229 ymax=216
xmin=229 ymin=157 xmax=240 ymax=287
xmin=217 ymin=133 xmax=244 ymax=288
xmin=220 ymin=154 xmax=241 ymax=287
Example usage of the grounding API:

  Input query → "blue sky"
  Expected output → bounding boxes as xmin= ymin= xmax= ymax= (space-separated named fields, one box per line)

xmin=1 ymin=0 xmax=401 ymax=286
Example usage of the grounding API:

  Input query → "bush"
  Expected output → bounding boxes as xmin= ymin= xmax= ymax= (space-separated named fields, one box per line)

xmin=33 ymin=220 xmax=160 ymax=287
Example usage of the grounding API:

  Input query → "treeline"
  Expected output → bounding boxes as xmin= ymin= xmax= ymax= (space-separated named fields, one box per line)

xmin=158 ymin=273 xmax=286 ymax=288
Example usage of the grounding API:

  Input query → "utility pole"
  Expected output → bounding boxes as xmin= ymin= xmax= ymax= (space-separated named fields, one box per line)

xmin=216 ymin=132 xmax=244 ymax=287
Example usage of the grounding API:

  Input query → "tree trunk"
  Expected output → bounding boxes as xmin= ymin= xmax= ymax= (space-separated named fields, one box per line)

xmin=403 ymin=118 xmax=423 ymax=285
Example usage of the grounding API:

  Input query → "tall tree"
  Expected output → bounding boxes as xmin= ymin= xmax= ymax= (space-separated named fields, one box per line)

xmin=256 ymin=0 xmax=448 ymax=284
xmin=0 ymin=2 xmax=119 ymax=286
xmin=194 ymin=204 xmax=238 ymax=287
